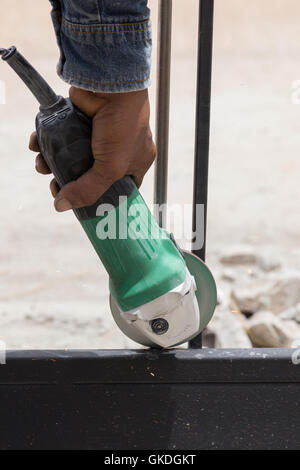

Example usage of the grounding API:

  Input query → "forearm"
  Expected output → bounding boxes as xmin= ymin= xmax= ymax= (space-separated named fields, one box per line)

xmin=49 ymin=1 xmax=152 ymax=93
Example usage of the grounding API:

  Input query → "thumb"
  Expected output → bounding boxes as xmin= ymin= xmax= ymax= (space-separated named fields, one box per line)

xmin=54 ymin=167 xmax=115 ymax=212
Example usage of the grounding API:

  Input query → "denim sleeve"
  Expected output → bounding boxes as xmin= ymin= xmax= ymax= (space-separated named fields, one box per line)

xmin=49 ymin=0 xmax=152 ymax=93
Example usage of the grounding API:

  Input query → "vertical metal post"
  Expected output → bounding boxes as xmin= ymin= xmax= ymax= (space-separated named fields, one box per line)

xmin=154 ymin=0 xmax=173 ymax=228
xmin=190 ymin=0 xmax=214 ymax=349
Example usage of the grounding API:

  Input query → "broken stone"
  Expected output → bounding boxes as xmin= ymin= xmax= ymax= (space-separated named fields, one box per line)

xmin=231 ymin=275 xmax=300 ymax=315
xmin=221 ymin=269 xmax=236 ymax=283
xmin=266 ymin=276 xmax=300 ymax=314
xmin=231 ymin=280 xmax=274 ymax=315
xmin=207 ymin=308 xmax=252 ymax=348
xmin=258 ymin=258 xmax=281 ymax=273
xmin=247 ymin=311 xmax=300 ymax=348
xmin=219 ymin=246 xmax=259 ymax=266
xmin=279 ymin=303 xmax=300 ymax=323
xmin=218 ymin=246 xmax=281 ymax=273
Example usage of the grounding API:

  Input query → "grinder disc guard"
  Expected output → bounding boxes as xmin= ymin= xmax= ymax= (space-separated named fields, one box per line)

xmin=110 ymin=250 xmax=217 ymax=348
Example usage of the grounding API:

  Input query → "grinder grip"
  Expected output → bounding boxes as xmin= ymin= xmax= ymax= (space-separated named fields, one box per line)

xmin=35 ymin=97 xmax=135 ymax=221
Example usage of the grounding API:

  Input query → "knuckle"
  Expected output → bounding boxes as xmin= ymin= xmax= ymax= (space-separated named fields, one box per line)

xmin=150 ymin=142 xmax=157 ymax=161
xmin=145 ymin=142 xmax=156 ymax=167
xmin=145 ymin=130 xmax=156 ymax=161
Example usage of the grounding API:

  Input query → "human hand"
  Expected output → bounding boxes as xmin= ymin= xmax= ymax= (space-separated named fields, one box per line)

xmin=29 ymin=87 xmax=156 ymax=212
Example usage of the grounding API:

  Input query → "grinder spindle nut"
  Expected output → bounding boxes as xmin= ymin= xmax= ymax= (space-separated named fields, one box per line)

xmin=151 ymin=318 xmax=169 ymax=335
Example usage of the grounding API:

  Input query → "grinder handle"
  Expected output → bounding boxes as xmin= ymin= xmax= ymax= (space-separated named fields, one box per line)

xmin=36 ymin=97 xmax=136 ymax=221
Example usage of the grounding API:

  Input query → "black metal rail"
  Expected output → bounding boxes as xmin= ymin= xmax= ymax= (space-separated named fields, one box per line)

xmin=0 ymin=349 xmax=299 ymax=450
xmin=190 ymin=0 xmax=214 ymax=349
xmin=154 ymin=0 xmax=173 ymax=227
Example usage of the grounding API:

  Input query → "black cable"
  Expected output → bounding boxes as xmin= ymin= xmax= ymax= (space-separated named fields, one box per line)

xmin=0 ymin=46 xmax=58 ymax=107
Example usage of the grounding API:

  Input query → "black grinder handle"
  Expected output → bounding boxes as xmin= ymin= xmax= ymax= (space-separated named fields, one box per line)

xmin=36 ymin=97 xmax=135 ymax=221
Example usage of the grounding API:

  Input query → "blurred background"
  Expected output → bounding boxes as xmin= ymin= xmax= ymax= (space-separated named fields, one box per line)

xmin=0 ymin=0 xmax=300 ymax=348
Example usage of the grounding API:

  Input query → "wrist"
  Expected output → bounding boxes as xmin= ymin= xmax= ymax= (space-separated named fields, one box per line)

xmin=69 ymin=86 xmax=149 ymax=118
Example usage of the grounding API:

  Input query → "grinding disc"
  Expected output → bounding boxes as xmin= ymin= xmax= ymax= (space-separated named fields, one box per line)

xmin=182 ymin=250 xmax=217 ymax=333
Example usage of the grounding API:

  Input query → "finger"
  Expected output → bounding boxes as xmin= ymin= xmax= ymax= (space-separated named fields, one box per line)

xmin=50 ymin=178 xmax=60 ymax=198
xmin=35 ymin=154 xmax=51 ymax=175
xmin=132 ymin=173 xmax=144 ymax=188
xmin=54 ymin=166 xmax=117 ymax=212
xmin=29 ymin=132 xmax=40 ymax=152
xmin=131 ymin=141 xmax=156 ymax=188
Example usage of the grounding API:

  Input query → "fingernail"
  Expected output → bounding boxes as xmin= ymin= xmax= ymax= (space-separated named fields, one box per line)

xmin=55 ymin=198 xmax=72 ymax=212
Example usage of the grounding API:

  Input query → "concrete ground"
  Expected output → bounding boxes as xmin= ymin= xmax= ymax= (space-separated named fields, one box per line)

xmin=0 ymin=0 xmax=299 ymax=348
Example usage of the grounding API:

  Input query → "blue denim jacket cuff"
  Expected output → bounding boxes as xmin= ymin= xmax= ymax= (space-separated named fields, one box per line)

xmin=51 ymin=6 xmax=152 ymax=93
